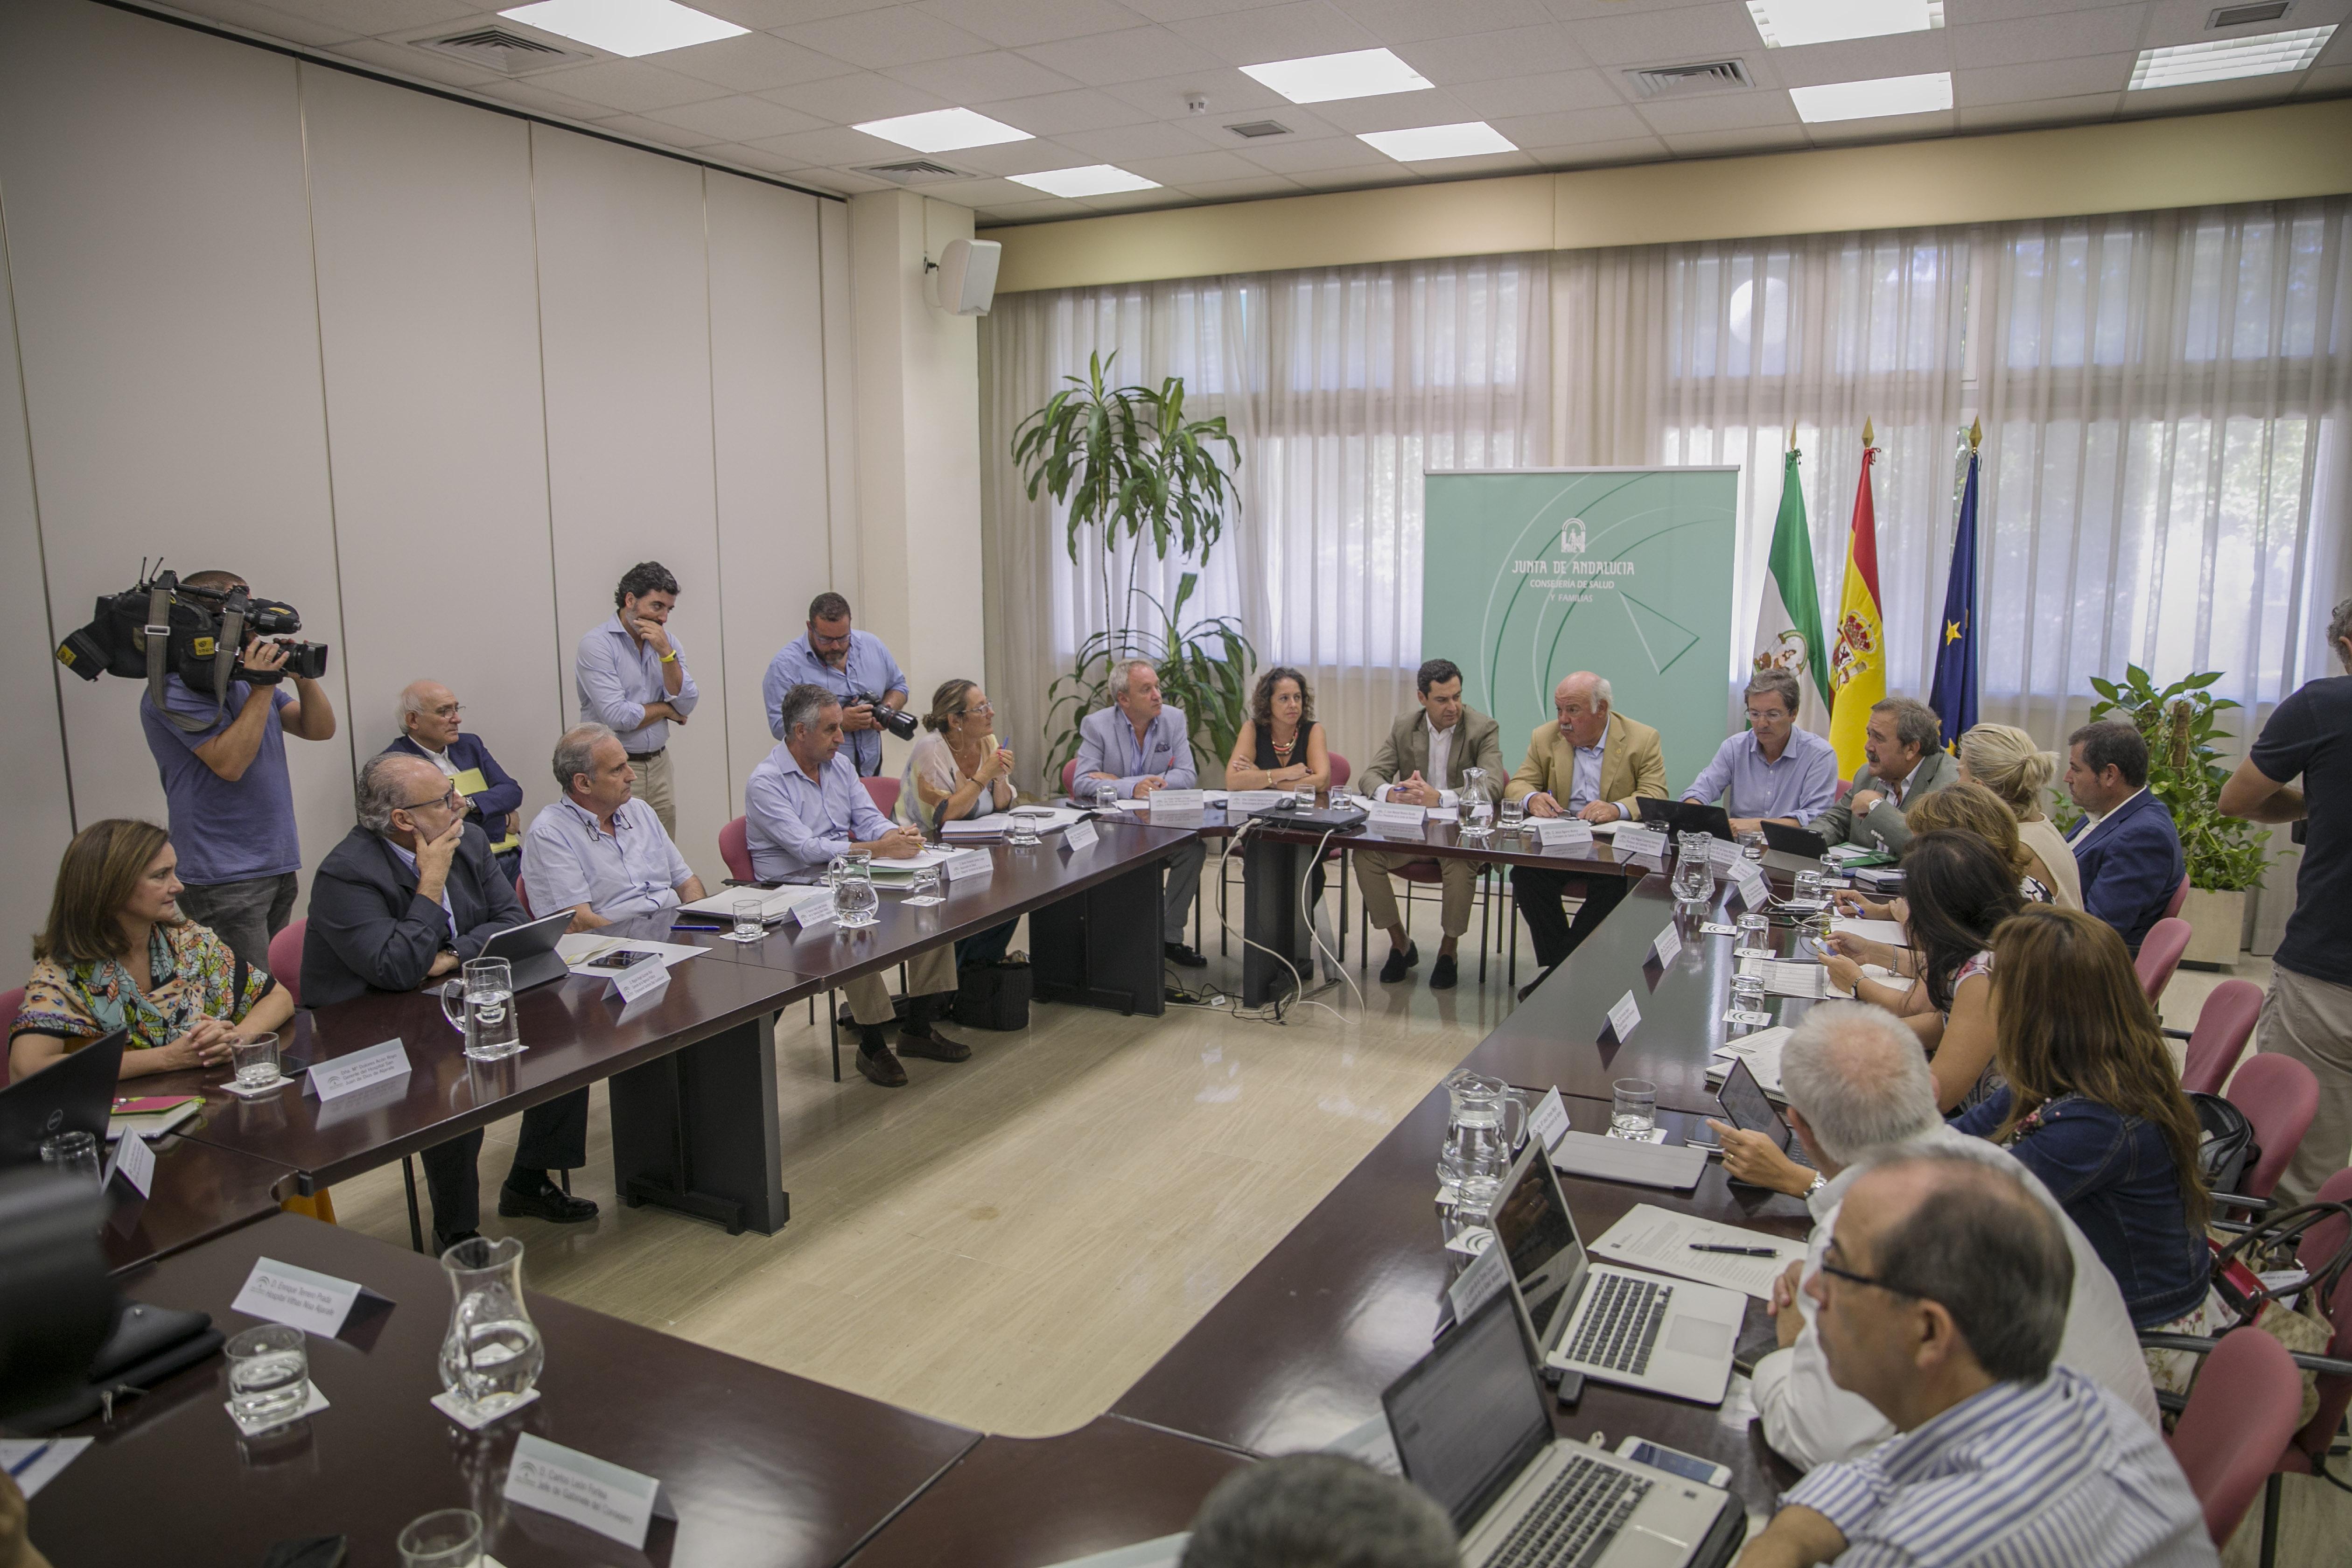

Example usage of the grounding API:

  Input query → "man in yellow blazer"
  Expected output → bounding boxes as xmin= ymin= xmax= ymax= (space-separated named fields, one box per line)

xmin=1504 ymin=671 xmax=1669 ymax=993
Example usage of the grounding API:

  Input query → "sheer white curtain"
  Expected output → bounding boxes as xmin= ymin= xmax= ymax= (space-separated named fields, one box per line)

xmin=980 ymin=254 xmax=1552 ymax=788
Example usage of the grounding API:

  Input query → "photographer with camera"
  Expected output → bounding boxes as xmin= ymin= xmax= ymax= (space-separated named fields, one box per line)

xmin=575 ymin=562 xmax=698 ymax=837
xmin=136 ymin=569 xmax=337 ymax=970
xmin=763 ymin=591 xmax=910 ymax=778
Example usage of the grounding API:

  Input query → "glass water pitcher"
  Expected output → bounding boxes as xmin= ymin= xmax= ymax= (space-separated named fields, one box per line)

xmin=1437 ymin=1069 xmax=1527 ymax=1189
xmin=437 ymin=1236 xmax=543 ymax=1420
xmin=827 ymin=852 xmax=880 ymax=929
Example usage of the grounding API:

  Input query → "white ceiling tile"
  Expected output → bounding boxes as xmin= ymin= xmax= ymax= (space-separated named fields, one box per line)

xmin=656 ymin=30 xmax=855 ymax=90
xmin=1120 ymin=147 xmax=1271 ymax=181
xmin=1176 ymin=173 xmax=1309 ymax=196
xmin=1659 ymin=125 xmax=1811 ymax=156
xmin=2299 ymin=62 xmax=2352 ymax=95
xmin=593 ymin=112 xmax=737 ymax=149
xmin=1399 ymin=23 xmax=1597 ymax=83
xmin=898 ymin=174 xmax=1057 ymax=204
xmin=884 ymin=48 xmax=1086 ymax=98
xmin=1566 ymin=2 xmax=1768 ymax=67
xmin=1333 ymin=0 xmax=1550 ymax=46
xmin=1445 ymin=70 xmax=1626 ymax=119
xmin=779 ymin=5 xmax=998 ymax=68
xmin=1099 ymin=67 xmax=1295 ymax=116
xmin=1120 ymin=0 xmax=1309 ymax=19
xmin=1759 ymin=32 xmax=1955 ymax=89
xmin=1163 ymin=1 xmax=1381 ymax=65
xmin=1526 ymin=133 xmax=1669 ymax=166
xmin=645 ymin=91 xmax=831 ymax=140
xmin=915 ymin=0 xmax=1152 ymax=47
xmin=1953 ymin=54 xmax=2134 ymax=105
xmin=322 ymin=35 xmax=502 ymax=84
xmin=761 ymin=70 xmax=950 ymax=120
xmin=1402 ymin=147 xmax=1542 ymax=175
xmin=1955 ymin=91 xmax=2121 ymax=129
xmin=468 ymin=76 xmax=621 ymax=120
xmin=169 ymin=0 xmax=367 ymax=47
xmin=746 ymin=123 xmax=916 ymax=164
xmin=1016 ymin=25 xmax=1230 ymax=82
xmin=1632 ymin=88 xmax=1800 ymax=133
xmin=1939 ymin=0 xmax=2139 ymax=22
xmin=971 ymin=86 xmax=1160 ymax=133
xmin=1802 ymin=107 xmax=1955 ymax=141
xmin=1229 ymin=131 xmax=1396 ymax=170
xmin=693 ymin=0 xmax=882 ymax=24
xmin=942 ymin=136 xmax=1099 ymax=172
xmin=1051 ymin=118 xmax=1240 ymax=158
xmin=1305 ymin=87 xmax=1483 ymax=131
xmin=1487 ymin=103 xmax=1655 ymax=145
xmin=1279 ymin=163 xmax=1422 ymax=188
xmin=285 ymin=0 xmax=478 ymax=34
xmin=527 ymin=59 xmax=735 ymax=113
xmin=1949 ymin=5 xmax=2150 ymax=70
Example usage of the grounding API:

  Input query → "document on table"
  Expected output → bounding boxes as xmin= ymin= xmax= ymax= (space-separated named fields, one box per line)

xmin=1588 ymin=1204 xmax=1808 ymax=1300
xmin=866 ymin=846 xmax=961 ymax=878
xmin=556 ymin=934 xmax=705 ymax=979
xmin=943 ymin=808 xmax=1088 ymax=839
xmin=1831 ymin=917 xmax=1907 ymax=945
xmin=1738 ymin=958 xmax=1850 ymax=999
xmin=1708 ymin=1026 xmax=1792 ymax=1097
xmin=678 ymin=884 xmax=830 ymax=923
xmin=0 ymin=1438 xmax=91 ymax=1499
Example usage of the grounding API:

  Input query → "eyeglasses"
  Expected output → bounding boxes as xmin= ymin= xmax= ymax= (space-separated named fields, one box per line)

xmin=428 ymin=704 xmax=463 ymax=719
xmin=1815 ymin=1242 xmax=1918 ymax=1298
xmin=399 ymin=789 xmax=464 ymax=811
xmin=958 ymin=701 xmax=995 ymax=718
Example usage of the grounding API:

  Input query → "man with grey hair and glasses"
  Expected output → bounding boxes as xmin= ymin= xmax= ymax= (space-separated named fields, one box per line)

xmin=1706 ymin=1001 xmax=2156 ymax=1471
xmin=1681 ymin=668 xmax=1839 ymax=833
xmin=387 ymin=679 xmax=525 ymax=880
xmin=1802 ymin=695 xmax=1953 ymax=854
xmin=2221 ymin=595 xmax=2352 ymax=1204
xmin=303 ymin=751 xmax=595 ymax=1252
xmin=522 ymin=724 xmax=706 ymax=932
xmin=1074 ymin=658 xmax=1211 ymax=968
xmin=1735 ymin=1152 xmax=2212 ymax=1568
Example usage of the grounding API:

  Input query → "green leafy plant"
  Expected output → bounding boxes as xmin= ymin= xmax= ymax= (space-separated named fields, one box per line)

xmin=2081 ymin=665 xmax=2268 ymax=894
xmin=1012 ymin=351 xmax=1249 ymax=777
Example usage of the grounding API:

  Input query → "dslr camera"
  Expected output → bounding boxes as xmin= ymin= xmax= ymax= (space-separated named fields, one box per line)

xmin=55 ymin=567 xmax=331 ymax=728
xmin=853 ymin=691 xmax=919 ymax=742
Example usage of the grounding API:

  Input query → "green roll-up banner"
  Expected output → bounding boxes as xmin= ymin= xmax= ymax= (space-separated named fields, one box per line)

xmin=1423 ymin=468 xmax=1740 ymax=789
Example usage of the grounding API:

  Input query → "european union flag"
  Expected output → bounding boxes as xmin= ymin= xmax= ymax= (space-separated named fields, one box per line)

xmin=1929 ymin=444 xmax=1981 ymax=750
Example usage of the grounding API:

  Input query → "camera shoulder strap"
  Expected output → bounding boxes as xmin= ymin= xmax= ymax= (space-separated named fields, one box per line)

xmin=145 ymin=579 xmax=237 ymax=734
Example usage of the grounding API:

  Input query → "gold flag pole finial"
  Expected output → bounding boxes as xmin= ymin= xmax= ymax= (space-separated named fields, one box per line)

xmin=1967 ymin=416 xmax=1982 ymax=453
xmin=1862 ymin=417 xmax=1875 ymax=448
xmin=1788 ymin=423 xmax=1797 ymax=453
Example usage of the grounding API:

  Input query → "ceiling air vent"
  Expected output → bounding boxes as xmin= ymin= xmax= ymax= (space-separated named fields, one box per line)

xmin=1625 ymin=59 xmax=1754 ymax=98
xmin=2208 ymin=0 xmax=2290 ymax=24
xmin=415 ymin=27 xmax=594 ymax=75
xmin=858 ymin=159 xmax=969 ymax=184
xmin=1225 ymin=120 xmax=1293 ymax=139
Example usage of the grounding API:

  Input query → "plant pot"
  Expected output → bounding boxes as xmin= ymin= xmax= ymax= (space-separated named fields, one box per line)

xmin=2179 ymin=887 xmax=2245 ymax=967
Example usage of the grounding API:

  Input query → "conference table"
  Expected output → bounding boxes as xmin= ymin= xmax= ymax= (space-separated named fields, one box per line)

xmin=40 ymin=812 xmax=1854 ymax=1565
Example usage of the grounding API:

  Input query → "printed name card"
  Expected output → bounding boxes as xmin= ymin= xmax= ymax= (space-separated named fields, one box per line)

xmin=504 ymin=1434 xmax=675 ymax=1549
xmin=1530 ymin=1086 xmax=1573 ymax=1153
xmin=1224 ymin=790 xmax=1282 ymax=812
xmin=105 ymin=1126 xmax=156 ymax=1198
xmin=1731 ymin=864 xmax=1770 ymax=911
xmin=233 ymin=1256 xmax=367 ymax=1337
xmin=305 ymin=1039 xmax=410 ymax=1102
xmin=1613 ymin=825 xmax=1669 ymax=859
xmin=1708 ymin=837 xmax=1746 ymax=867
xmin=1147 ymin=789 xmax=1205 ymax=819
xmin=789 ymin=890 xmax=836 ymax=928
xmin=944 ymin=847 xmax=994 ymax=882
xmin=1603 ymin=990 xmax=1641 ymax=1044
xmin=1536 ymin=818 xmax=1595 ymax=853
xmin=608 ymin=957 xmax=669 ymax=1005
xmin=1447 ymin=1237 xmax=1510 ymax=1322
xmin=1366 ymin=800 xmax=1426 ymax=835
xmin=1648 ymin=924 xmax=1683 ymax=968
xmin=1698 ymin=922 xmax=1737 ymax=937
xmin=1063 ymin=819 xmax=1099 ymax=854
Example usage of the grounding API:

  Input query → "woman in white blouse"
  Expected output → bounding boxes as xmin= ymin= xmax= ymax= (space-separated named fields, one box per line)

xmin=898 ymin=679 xmax=1015 ymax=836
xmin=1957 ymin=723 xmax=2083 ymax=911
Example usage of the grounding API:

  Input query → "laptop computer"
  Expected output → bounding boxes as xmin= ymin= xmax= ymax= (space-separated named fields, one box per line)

xmin=1759 ymin=820 xmax=1827 ymax=859
xmin=1714 ymin=1057 xmax=1815 ymax=1180
xmin=478 ymin=909 xmax=574 ymax=992
xmin=1384 ymin=1290 xmax=1745 ymax=1568
xmin=0 ymin=1032 xmax=127 ymax=1165
xmin=1488 ymin=1141 xmax=1745 ymax=1405
xmin=1633 ymin=798 xmax=1733 ymax=840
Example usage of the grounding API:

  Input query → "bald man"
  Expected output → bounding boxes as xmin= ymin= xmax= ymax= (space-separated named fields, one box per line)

xmin=1504 ymin=672 xmax=1668 ymax=992
xmin=389 ymin=679 xmax=526 ymax=879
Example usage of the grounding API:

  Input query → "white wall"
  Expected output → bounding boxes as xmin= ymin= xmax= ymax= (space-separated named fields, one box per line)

xmin=0 ymin=0 xmax=849 ymax=919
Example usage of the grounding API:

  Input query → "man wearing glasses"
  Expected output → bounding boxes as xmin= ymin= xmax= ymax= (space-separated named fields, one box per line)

xmin=763 ymin=591 xmax=910 ymax=778
xmin=1736 ymin=1152 xmax=2210 ymax=1568
xmin=389 ymin=679 xmax=526 ymax=882
xmin=1680 ymin=668 xmax=1839 ymax=834
xmin=303 ymin=752 xmax=596 ymax=1253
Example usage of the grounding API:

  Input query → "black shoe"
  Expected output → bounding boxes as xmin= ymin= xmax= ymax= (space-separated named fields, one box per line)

xmin=497 ymin=1176 xmax=598 ymax=1224
xmin=1516 ymin=964 xmax=1557 ymax=1003
xmin=857 ymin=1043 xmax=908 ymax=1087
xmin=1430 ymin=952 xmax=1458 ymax=991
xmin=898 ymin=1024 xmax=971 ymax=1063
xmin=1379 ymin=942 xmax=1420 ymax=984
xmin=1164 ymin=941 xmax=1208 ymax=968
xmin=432 ymin=1228 xmax=483 ymax=1255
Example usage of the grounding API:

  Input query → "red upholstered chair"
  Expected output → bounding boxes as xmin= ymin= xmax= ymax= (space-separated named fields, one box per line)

xmin=861 ymin=776 xmax=901 ymax=817
xmin=1062 ymin=758 xmax=1079 ymax=798
xmin=2134 ymin=917 xmax=2193 ymax=1003
xmin=0 ymin=987 xmax=21 ymax=1088
xmin=513 ymin=876 xmax=532 ymax=917
xmin=2165 ymin=874 xmax=2191 ymax=920
xmin=2177 ymin=979 xmax=2264 ymax=1096
xmin=720 ymin=816 xmax=756 ymax=883
xmin=1834 ymin=776 xmax=1853 ymax=803
xmin=267 ymin=922 xmax=306 ymax=1010
xmin=2224 ymin=1053 xmax=2319 ymax=1210
xmin=2167 ymin=1329 xmax=2305 ymax=1547
xmin=1326 ymin=752 xmax=1351 ymax=789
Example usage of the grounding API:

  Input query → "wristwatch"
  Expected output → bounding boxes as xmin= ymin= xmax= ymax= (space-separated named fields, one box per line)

xmin=1803 ymin=1175 xmax=1827 ymax=1200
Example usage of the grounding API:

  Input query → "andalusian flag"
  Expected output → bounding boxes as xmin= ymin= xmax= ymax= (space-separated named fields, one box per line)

xmin=1827 ymin=426 xmax=1885 ymax=778
xmin=1751 ymin=446 xmax=1832 ymax=733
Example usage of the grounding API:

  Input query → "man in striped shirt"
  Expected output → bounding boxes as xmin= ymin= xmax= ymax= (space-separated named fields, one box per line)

xmin=1737 ymin=1153 xmax=2215 ymax=1568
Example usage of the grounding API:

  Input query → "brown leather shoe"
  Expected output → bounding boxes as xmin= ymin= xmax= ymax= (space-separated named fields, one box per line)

xmin=897 ymin=1025 xmax=971 ymax=1063
xmin=856 ymin=1043 xmax=908 ymax=1087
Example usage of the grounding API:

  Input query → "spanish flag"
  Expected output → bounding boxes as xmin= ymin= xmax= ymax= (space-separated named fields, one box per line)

xmin=1827 ymin=426 xmax=1884 ymax=778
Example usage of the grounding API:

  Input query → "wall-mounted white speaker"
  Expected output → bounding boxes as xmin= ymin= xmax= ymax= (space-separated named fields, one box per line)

xmin=928 ymin=237 xmax=1001 ymax=317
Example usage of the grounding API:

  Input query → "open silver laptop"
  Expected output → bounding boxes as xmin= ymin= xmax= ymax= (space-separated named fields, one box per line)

xmin=1490 ymin=1141 xmax=1745 ymax=1405
xmin=1386 ymin=1290 xmax=1744 ymax=1568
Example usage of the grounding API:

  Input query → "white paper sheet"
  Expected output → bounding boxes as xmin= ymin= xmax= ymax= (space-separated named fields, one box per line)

xmin=1708 ymin=1024 xmax=1792 ymax=1095
xmin=1738 ymin=959 xmax=1850 ymax=999
xmin=1830 ymin=917 xmax=1907 ymax=945
xmin=1587 ymin=1203 xmax=1808 ymax=1300
xmin=555 ymin=935 xmax=706 ymax=979
xmin=678 ymin=884 xmax=830 ymax=922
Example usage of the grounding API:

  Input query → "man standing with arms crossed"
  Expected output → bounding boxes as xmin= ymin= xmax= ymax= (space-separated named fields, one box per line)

xmin=576 ymin=562 xmax=697 ymax=836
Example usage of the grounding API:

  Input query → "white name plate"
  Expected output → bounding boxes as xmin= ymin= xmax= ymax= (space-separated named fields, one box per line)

xmin=789 ymin=890 xmax=836 ymax=928
xmin=1708 ymin=838 xmax=1746 ymax=867
xmin=1224 ymin=790 xmax=1282 ymax=812
xmin=1530 ymin=1086 xmax=1572 ymax=1153
xmin=1063 ymin=819 xmax=1099 ymax=854
xmin=232 ymin=1256 xmax=366 ymax=1337
xmin=1613 ymin=825 xmax=1669 ymax=859
xmin=1366 ymin=801 xmax=1426 ymax=835
xmin=1603 ymin=990 xmax=1641 ymax=1043
xmin=105 ymin=1126 xmax=156 ymax=1198
xmin=1447 ymin=1238 xmax=1510 ymax=1322
xmin=504 ymin=1434 xmax=675 ymax=1549
xmin=1147 ymin=789 xmax=1205 ymax=819
xmin=944 ymin=847 xmax=994 ymax=882
xmin=1724 ymin=1009 xmax=1776 ymax=1028
xmin=609 ymin=958 xmax=669 ymax=1004
xmin=1648 ymin=924 xmax=1682 ymax=968
xmin=305 ymin=1039 xmax=410 ymax=1102
xmin=1536 ymin=819 xmax=1595 ymax=852
xmin=1732 ymin=866 xmax=1770 ymax=910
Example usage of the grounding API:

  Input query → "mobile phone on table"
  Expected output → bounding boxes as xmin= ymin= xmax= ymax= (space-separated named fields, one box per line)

xmin=1616 ymin=1435 xmax=1734 ymax=1489
xmin=587 ymin=948 xmax=658 ymax=971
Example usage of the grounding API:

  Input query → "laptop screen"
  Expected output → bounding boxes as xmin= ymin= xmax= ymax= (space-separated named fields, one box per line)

xmin=1384 ymin=1291 xmax=1554 ymax=1533
xmin=1716 ymin=1058 xmax=1792 ymax=1154
xmin=1488 ymin=1143 xmax=1589 ymax=1342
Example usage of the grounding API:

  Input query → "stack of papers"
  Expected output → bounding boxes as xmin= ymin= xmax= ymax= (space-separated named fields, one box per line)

xmin=677 ymin=885 xmax=828 ymax=924
xmin=555 ymin=935 xmax=705 ymax=978
xmin=1588 ymin=1204 xmax=1808 ymax=1299
xmin=1708 ymin=1025 xmax=1792 ymax=1097
xmin=1739 ymin=959 xmax=1850 ymax=999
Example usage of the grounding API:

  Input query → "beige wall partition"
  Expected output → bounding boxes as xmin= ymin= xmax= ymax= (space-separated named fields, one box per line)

xmin=0 ymin=0 xmax=848 ymax=917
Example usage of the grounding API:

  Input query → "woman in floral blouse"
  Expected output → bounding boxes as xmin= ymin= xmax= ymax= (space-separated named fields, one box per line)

xmin=10 ymin=818 xmax=293 ymax=1083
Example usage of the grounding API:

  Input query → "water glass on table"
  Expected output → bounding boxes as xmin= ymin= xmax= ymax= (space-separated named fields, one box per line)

xmin=732 ymin=896 xmax=765 ymax=941
xmin=1610 ymin=1078 xmax=1657 ymax=1141
xmin=1008 ymin=811 xmax=1040 ymax=846
xmin=1093 ymin=780 xmax=1119 ymax=812
xmin=909 ymin=865 xmax=943 ymax=904
xmin=1736 ymin=910 xmax=1771 ymax=951
xmin=37 ymin=1131 xmax=101 ymax=1186
xmin=224 ymin=1322 xmax=309 ymax=1427
xmin=231 ymin=1032 xmax=282 ymax=1089
xmin=1738 ymin=829 xmax=1767 ymax=861
xmin=1793 ymin=868 xmax=1824 ymax=901
xmin=1730 ymin=972 xmax=1767 ymax=1014
xmin=1449 ymin=1173 xmax=1503 ymax=1243
xmin=397 ymin=1509 xmax=483 ymax=1568
xmin=1498 ymin=796 xmax=1525 ymax=834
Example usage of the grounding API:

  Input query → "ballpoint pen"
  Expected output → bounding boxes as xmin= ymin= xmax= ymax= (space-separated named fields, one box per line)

xmin=1688 ymin=1243 xmax=1779 ymax=1256
xmin=6 ymin=1441 xmax=53 ymax=1478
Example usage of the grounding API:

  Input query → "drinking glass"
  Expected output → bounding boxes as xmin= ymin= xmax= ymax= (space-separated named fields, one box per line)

xmin=909 ymin=865 xmax=942 ymax=903
xmin=828 ymin=853 xmax=880 ymax=928
xmin=231 ymin=1033 xmax=282 ymax=1089
xmin=38 ymin=1131 xmax=101 ymax=1186
xmin=1498 ymin=796 xmax=1525 ymax=835
xmin=1093 ymin=780 xmax=1119 ymax=811
xmin=1738 ymin=829 xmax=1767 ymax=861
xmin=437 ymin=957 xmax=520 ymax=1062
xmin=225 ymin=1323 xmax=309 ymax=1426
xmin=1730 ymin=972 xmax=1767 ymax=1013
xmin=1449 ymin=1174 xmax=1503 ymax=1243
xmin=1436 ymin=1069 xmax=1527 ymax=1189
xmin=1008 ymin=810 xmax=1040 ymax=846
xmin=1736 ymin=911 xmax=1771 ymax=951
xmin=438 ymin=1235 xmax=543 ymax=1419
xmin=1793 ymin=868 xmax=1824 ymax=901
xmin=732 ymin=896 xmax=765 ymax=940
xmin=397 ymin=1509 xmax=483 ymax=1568
xmin=1610 ymin=1078 xmax=1658 ymax=1141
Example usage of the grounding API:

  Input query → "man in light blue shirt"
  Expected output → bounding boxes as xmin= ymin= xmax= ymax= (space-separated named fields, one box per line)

xmin=1741 ymin=1153 xmax=2213 ymax=1568
xmin=576 ymin=561 xmax=699 ymax=837
xmin=522 ymin=724 xmax=706 ymax=931
xmin=763 ymin=591 xmax=910 ymax=778
xmin=746 ymin=683 xmax=969 ymax=1088
xmin=1683 ymin=668 xmax=1840 ymax=833
xmin=1074 ymin=659 xmax=1210 ymax=967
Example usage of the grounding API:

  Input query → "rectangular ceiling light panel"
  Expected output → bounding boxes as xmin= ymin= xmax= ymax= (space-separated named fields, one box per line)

xmin=1008 ymin=165 xmax=1162 ymax=198
xmin=1357 ymin=121 xmax=1517 ymax=161
xmin=854 ymin=108 xmax=1033 ymax=152
xmin=497 ymin=0 xmax=745 ymax=57
xmin=1240 ymin=48 xmax=1433 ymax=104
xmin=2130 ymin=26 xmax=2333 ymax=88
xmin=1789 ymin=70 xmax=1953 ymax=121
xmin=1747 ymin=0 xmax=1941 ymax=48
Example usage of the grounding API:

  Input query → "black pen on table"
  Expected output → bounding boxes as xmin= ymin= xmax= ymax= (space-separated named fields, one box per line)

xmin=1688 ymin=1243 xmax=1779 ymax=1256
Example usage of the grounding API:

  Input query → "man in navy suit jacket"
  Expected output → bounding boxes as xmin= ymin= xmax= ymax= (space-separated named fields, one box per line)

xmin=2063 ymin=721 xmax=2184 ymax=952
xmin=389 ymin=679 xmax=525 ymax=877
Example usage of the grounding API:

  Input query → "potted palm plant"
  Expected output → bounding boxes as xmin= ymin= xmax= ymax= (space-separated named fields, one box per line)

xmin=1012 ymin=351 xmax=1255 ymax=777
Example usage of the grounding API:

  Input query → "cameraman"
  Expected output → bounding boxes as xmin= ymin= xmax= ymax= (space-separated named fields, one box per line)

xmin=763 ymin=591 xmax=908 ymax=778
xmin=138 ymin=568 xmax=337 ymax=969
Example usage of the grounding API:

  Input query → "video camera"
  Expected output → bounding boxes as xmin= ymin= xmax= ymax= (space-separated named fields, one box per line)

xmin=853 ymin=691 xmax=920 ymax=742
xmin=55 ymin=567 xmax=331 ymax=733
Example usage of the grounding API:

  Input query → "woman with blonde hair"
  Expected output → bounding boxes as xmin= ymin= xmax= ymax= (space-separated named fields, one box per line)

xmin=1905 ymin=779 xmax=2056 ymax=905
xmin=1957 ymin=723 xmax=2082 ymax=909
xmin=898 ymin=678 xmax=1015 ymax=835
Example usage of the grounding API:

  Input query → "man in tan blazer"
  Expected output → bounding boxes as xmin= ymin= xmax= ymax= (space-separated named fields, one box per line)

xmin=1504 ymin=671 xmax=1669 ymax=990
xmin=1355 ymin=658 xmax=1506 ymax=991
